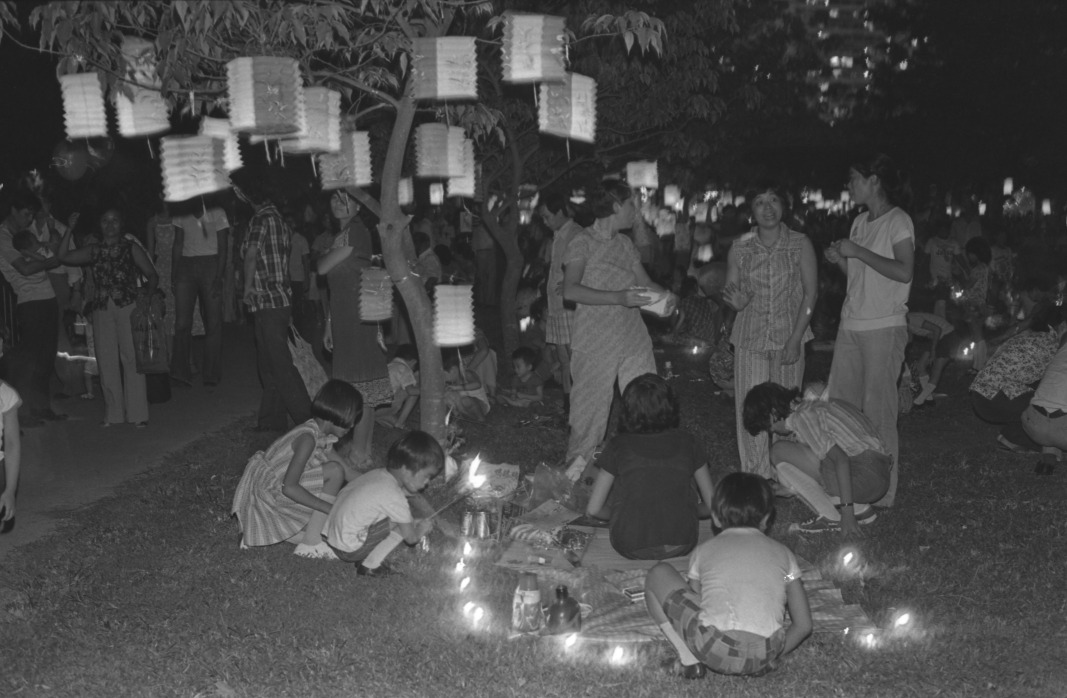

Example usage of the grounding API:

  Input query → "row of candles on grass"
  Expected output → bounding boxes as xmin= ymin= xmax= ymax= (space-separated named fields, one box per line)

xmin=835 ymin=547 xmax=922 ymax=650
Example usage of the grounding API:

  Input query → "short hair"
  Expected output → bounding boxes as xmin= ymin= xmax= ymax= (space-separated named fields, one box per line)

xmin=1029 ymin=301 xmax=1066 ymax=333
xmin=386 ymin=430 xmax=445 ymax=475
xmin=540 ymin=191 xmax=570 ymax=217
xmin=742 ymin=381 xmax=801 ymax=436
xmin=4 ymin=190 xmax=41 ymax=217
xmin=965 ymin=237 xmax=992 ymax=265
xmin=413 ymin=231 xmax=431 ymax=254
xmin=712 ymin=472 xmax=774 ymax=529
xmin=12 ymin=230 xmax=37 ymax=253
xmin=619 ymin=373 xmax=680 ymax=434
xmin=434 ymin=244 xmax=453 ymax=266
xmin=441 ymin=349 xmax=463 ymax=373
xmin=395 ymin=344 xmax=418 ymax=364
xmin=310 ymin=379 xmax=363 ymax=430
xmin=589 ymin=180 xmax=632 ymax=220
xmin=745 ymin=180 xmax=791 ymax=219
xmin=511 ymin=346 xmax=538 ymax=368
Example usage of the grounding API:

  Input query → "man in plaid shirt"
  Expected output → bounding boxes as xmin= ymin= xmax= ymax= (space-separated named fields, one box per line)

xmin=235 ymin=177 xmax=311 ymax=431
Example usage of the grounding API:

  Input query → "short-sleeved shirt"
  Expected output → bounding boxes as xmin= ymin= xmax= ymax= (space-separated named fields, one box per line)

xmin=924 ymin=237 xmax=959 ymax=283
xmin=0 ymin=381 xmax=22 ymax=460
xmin=990 ymin=245 xmax=1014 ymax=281
xmin=564 ymin=228 xmax=651 ymax=357
xmin=600 ymin=430 xmax=706 ymax=555
xmin=961 ymin=263 xmax=989 ymax=307
xmin=88 ymin=239 xmax=141 ymax=311
xmin=289 ymin=232 xmax=309 ymax=283
xmin=906 ymin=312 xmax=955 ymax=338
xmin=511 ymin=371 xmax=543 ymax=398
xmin=388 ymin=358 xmax=417 ymax=394
xmin=324 ymin=469 xmax=412 ymax=552
xmin=678 ymin=296 xmax=720 ymax=344
xmin=1031 ymin=341 xmax=1067 ymax=413
xmin=0 ymin=221 xmax=55 ymax=304
xmin=840 ymin=207 xmax=914 ymax=332
xmin=688 ymin=527 xmax=801 ymax=638
xmin=547 ymin=219 xmax=583 ymax=317
xmin=785 ymin=398 xmax=887 ymax=461
xmin=174 ymin=208 xmax=229 ymax=257
xmin=241 ymin=203 xmax=291 ymax=312
xmin=729 ymin=229 xmax=813 ymax=351
xmin=971 ymin=330 xmax=1060 ymax=400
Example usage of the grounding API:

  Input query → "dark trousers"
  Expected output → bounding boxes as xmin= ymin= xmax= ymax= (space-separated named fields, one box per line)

xmin=252 ymin=305 xmax=311 ymax=430
xmin=12 ymin=298 xmax=59 ymax=416
xmin=971 ymin=389 xmax=1034 ymax=424
xmin=173 ymin=255 xmax=223 ymax=385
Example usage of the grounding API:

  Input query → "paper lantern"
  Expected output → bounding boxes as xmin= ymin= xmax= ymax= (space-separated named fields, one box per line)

xmin=317 ymin=131 xmax=373 ymax=191
xmin=1042 ymin=199 xmax=1052 ymax=216
xmin=411 ymin=37 xmax=478 ymax=101
xmin=1003 ymin=178 xmax=1013 ymax=196
xmin=626 ymin=161 xmax=658 ymax=190
xmin=434 ymin=284 xmax=476 ymax=347
xmin=538 ymin=73 xmax=596 ymax=143
xmin=281 ymin=87 xmax=341 ymax=154
xmin=52 ymin=140 xmax=89 ymax=181
xmin=114 ymin=85 xmax=170 ymax=138
xmin=160 ymin=135 xmax=231 ymax=202
xmin=226 ymin=57 xmax=306 ymax=135
xmin=199 ymin=117 xmax=243 ymax=172
xmin=663 ymin=185 xmax=681 ymax=207
xmin=447 ymin=138 xmax=477 ymax=199
xmin=398 ymin=177 xmax=414 ymax=206
xmin=502 ymin=13 xmax=567 ymax=83
xmin=841 ymin=190 xmax=851 ymax=203
xmin=359 ymin=267 xmax=394 ymax=322
xmin=429 ymin=183 xmax=445 ymax=206
xmin=59 ymin=73 xmax=108 ymax=139
xmin=415 ymin=124 xmax=467 ymax=178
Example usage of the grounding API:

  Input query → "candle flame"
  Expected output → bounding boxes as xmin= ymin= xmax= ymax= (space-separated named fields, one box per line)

xmin=564 ymin=633 xmax=578 ymax=649
xmin=459 ymin=577 xmax=471 ymax=591
xmin=467 ymin=455 xmax=486 ymax=489
xmin=472 ymin=606 xmax=484 ymax=622
xmin=843 ymin=552 xmax=854 ymax=565
xmin=611 ymin=646 xmax=624 ymax=664
xmin=463 ymin=601 xmax=476 ymax=615
xmin=895 ymin=612 xmax=911 ymax=627
xmin=463 ymin=542 xmax=473 ymax=556
xmin=455 ymin=560 xmax=465 ymax=573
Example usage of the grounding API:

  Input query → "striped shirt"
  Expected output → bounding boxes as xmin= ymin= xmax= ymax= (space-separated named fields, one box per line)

xmin=785 ymin=397 xmax=886 ymax=461
xmin=242 ymin=203 xmax=291 ymax=311
xmin=729 ymin=229 xmax=813 ymax=351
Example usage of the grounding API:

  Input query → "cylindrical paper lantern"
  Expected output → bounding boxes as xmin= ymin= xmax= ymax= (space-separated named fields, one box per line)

xmin=447 ymin=138 xmax=476 ymax=199
xmin=1042 ymin=198 xmax=1052 ymax=216
xmin=538 ymin=73 xmax=596 ymax=143
xmin=398 ymin=177 xmax=414 ymax=206
xmin=199 ymin=117 xmax=243 ymax=172
xmin=502 ymin=14 xmax=567 ymax=84
xmin=59 ymin=73 xmax=108 ymax=139
xmin=415 ymin=124 xmax=467 ymax=178
xmin=663 ymin=185 xmax=680 ymax=207
xmin=281 ymin=87 xmax=341 ymax=154
xmin=1003 ymin=178 xmax=1013 ymax=196
xmin=360 ymin=268 xmax=393 ymax=322
xmin=115 ymin=86 xmax=170 ymax=138
xmin=626 ymin=161 xmax=658 ymax=190
xmin=411 ymin=37 xmax=478 ymax=101
xmin=317 ymin=131 xmax=373 ymax=191
xmin=429 ymin=183 xmax=445 ymax=206
xmin=160 ymin=135 xmax=231 ymax=202
xmin=226 ymin=57 xmax=306 ymax=135
xmin=433 ymin=284 xmax=476 ymax=347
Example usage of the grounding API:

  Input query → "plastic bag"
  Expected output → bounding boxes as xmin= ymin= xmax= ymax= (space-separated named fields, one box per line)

xmin=288 ymin=325 xmax=327 ymax=399
xmin=131 ymin=295 xmax=169 ymax=374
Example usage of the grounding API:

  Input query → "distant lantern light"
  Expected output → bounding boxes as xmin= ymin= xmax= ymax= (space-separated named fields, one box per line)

xmin=663 ymin=185 xmax=681 ymax=207
xmin=1003 ymin=177 xmax=1014 ymax=196
xmin=429 ymin=183 xmax=445 ymax=206
xmin=841 ymin=190 xmax=851 ymax=204
xmin=411 ymin=37 xmax=478 ymax=101
xmin=539 ymin=73 xmax=597 ymax=143
xmin=978 ymin=201 xmax=987 ymax=216
xmin=226 ymin=56 xmax=306 ymax=136
xmin=1042 ymin=199 xmax=1052 ymax=216
xmin=59 ymin=72 xmax=108 ymax=139
xmin=502 ymin=13 xmax=567 ymax=84
xmin=398 ymin=177 xmax=414 ymax=207
xmin=626 ymin=161 xmax=659 ymax=190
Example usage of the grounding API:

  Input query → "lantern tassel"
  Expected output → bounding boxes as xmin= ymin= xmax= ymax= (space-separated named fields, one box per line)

xmin=146 ymin=139 xmax=154 ymax=160
xmin=566 ymin=139 xmax=570 ymax=162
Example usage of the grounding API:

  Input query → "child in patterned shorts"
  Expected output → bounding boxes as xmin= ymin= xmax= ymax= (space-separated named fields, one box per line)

xmin=644 ymin=473 xmax=812 ymax=679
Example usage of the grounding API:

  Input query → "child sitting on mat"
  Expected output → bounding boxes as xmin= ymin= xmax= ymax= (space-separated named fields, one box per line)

xmin=584 ymin=373 xmax=714 ymax=560
xmin=496 ymin=346 xmax=544 ymax=408
xmin=644 ymin=472 xmax=812 ymax=679
xmin=377 ymin=344 xmax=420 ymax=428
xmin=322 ymin=430 xmax=442 ymax=577
xmin=443 ymin=350 xmax=491 ymax=422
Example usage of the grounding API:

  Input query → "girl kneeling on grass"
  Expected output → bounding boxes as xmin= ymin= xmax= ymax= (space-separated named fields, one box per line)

xmin=231 ymin=380 xmax=362 ymax=558
xmin=585 ymin=373 xmax=714 ymax=560
xmin=644 ymin=473 xmax=812 ymax=679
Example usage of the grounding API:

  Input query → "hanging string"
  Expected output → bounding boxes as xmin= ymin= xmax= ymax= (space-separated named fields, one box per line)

xmin=566 ymin=139 xmax=571 ymax=162
xmin=146 ymin=138 xmax=154 ymax=160
xmin=263 ymin=140 xmax=271 ymax=164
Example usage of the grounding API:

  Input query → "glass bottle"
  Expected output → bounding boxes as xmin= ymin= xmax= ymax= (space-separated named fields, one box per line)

xmin=545 ymin=584 xmax=581 ymax=634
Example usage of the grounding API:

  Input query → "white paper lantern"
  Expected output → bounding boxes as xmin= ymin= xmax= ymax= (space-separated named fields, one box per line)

xmin=626 ymin=161 xmax=658 ymax=190
xmin=1042 ymin=198 xmax=1052 ymax=216
xmin=415 ymin=124 xmax=466 ymax=179
xmin=502 ymin=13 xmax=567 ymax=84
xmin=114 ymin=85 xmax=170 ymax=138
xmin=281 ymin=87 xmax=341 ymax=154
xmin=538 ymin=73 xmax=596 ymax=143
xmin=59 ymin=73 xmax=108 ymax=139
xmin=411 ymin=37 xmax=478 ymax=101
xmin=429 ymin=183 xmax=445 ymax=206
xmin=360 ymin=267 xmax=394 ymax=322
xmin=1003 ymin=178 xmax=1013 ymax=196
xmin=317 ymin=131 xmax=373 ymax=191
xmin=447 ymin=138 xmax=477 ymax=199
xmin=160 ymin=135 xmax=230 ymax=202
xmin=226 ymin=56 xmax=306 ymax=135
xmin=398 ymin=177 xmax=414 ymax=206
xmin=199 ymin=117 xmax=243 ymax=172
xmin=434 ymin=284 xmax=476 ymax=347
xmin=663 ymin=185 xmax=681 ymax=207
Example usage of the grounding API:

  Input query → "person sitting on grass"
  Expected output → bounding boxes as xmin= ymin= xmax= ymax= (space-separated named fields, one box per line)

xmin=496 ymin=347 xmax=544 ymax=408
xmin=322 ymin=430 xmax=442 ymax=577
xmin=742 ymin=382 xmax=888 ymax=537
xmin=443 ymin=349 xmax=491 ymax=423
xmin=644 ymin=472 xmax=812 ymax=680
xmin=377 ymin=344 xmax=419 ymax=428
xmin=1013 ymin=337 xmax=1067 ymax=476
xmin=906 ymin=310 xmax=961 ymax=407
xmin=0 ymin=380 xmax=22 ymax=529
xmin=585 ymin=374 xmax=714 ymax=560
xmin=231 ymin=380 xmax=363 ymax=559
xmin=671 ymin=276 xmax=723 ymax=347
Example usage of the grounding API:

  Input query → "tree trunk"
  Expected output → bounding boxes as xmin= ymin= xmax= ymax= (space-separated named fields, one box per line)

xmin=482 ymin=208 xmax=523 ymax=361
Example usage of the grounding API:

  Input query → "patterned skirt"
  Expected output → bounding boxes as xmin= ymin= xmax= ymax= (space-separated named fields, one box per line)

xmin=231 ymin=451 xmax=325 ymax=546
xmin=352 ymin=376 xmax=393 ymax=408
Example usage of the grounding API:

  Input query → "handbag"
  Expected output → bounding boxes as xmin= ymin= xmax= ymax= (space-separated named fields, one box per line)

xmin=131 ymin=294 xmax=170 ymax=374
xmin=288 ymin=325 xmax=328 ymax=399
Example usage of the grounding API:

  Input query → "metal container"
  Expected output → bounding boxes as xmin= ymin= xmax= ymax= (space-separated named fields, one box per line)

xmin=473 ymin=511 xmax=490 ymax=539
xmin=461 ymin=511 xmax=474 ymax=537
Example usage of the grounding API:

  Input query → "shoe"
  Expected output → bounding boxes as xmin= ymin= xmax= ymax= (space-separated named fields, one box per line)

xmin=356 ymin=562 xmax=397 ymax=577
xmin=996 ymin=434 xmax=1032 ymax=454
xmin=855 ymin=507 xmax=878 ymax=525
xmin=675 ymin=661 xmax=706 ymax=680
xmin=38 ymin=409 xmax=68 ymax=421
xmin=790 ymin=516 xmax=839 ymax=534
xmin=770 ymin=480 xmax=796 ymax=499
xmin=294 ymin=542 xmax=338 ymax=560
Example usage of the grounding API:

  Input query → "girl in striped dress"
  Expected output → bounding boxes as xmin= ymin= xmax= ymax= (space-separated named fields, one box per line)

xmin=232 ymin=380 xmax=362 ymax=558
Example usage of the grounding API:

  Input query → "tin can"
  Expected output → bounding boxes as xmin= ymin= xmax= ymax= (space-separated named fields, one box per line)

xmin=461 ymin=511 xmax=474 ymax=537
xmin=474 ymin=511 xmax=490 ymax=539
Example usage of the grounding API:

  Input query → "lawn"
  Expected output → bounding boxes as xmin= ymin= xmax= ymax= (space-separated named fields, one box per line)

xmin=1 ymin=345 xmax=1065 ymax=697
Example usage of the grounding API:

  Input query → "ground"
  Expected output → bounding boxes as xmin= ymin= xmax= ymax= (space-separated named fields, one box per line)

xmin=0 ymin=340 xmax=1065 ymax=697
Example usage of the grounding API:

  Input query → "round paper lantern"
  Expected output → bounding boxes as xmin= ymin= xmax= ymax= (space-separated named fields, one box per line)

xmin=317 ymin=131 xmax=373 ymax=191
xmin=160 ymin=135 xmax=231 ymax=202
xmin=411 ymin=37 xmax=478 ymax=101
xmin=502 ymin=13 xmax=567 ymax=84
xmin=281 ymin=87 xmax=341 ymax=154
xmin=199 ymin=117 xmax=243 ymax=172
xmin=59 ymin=72 xmax=108 ymax=139
xmin=433 ymin=284 xmax=476 ymax=347
xmin=52 ymin=140 xmax=89 ymax=181
xmin=626 ymin=161 xmax=659 ymax=190
xmin=538 ymin=73 xmax=596 ymax=143
xmin=226 ymin=57 xmax=306 ymax=136
xmin=360 ymin=267 xmax=394 ymax=322
xmin=415 ymin=124 xmax=466 ymax=179
xmin=447 ymin=138 xmax=476 ymax=199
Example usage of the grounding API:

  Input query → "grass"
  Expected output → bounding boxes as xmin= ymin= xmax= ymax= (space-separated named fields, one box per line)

xmin=1 ymin=345 xmax=1066 ymax=697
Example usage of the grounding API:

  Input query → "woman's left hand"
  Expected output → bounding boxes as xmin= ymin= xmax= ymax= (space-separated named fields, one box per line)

xmin=782 ymin=337 xmax=802 ymax=365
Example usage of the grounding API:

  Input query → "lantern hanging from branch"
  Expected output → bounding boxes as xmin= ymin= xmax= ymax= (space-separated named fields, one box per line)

xmin=360 ymin=268 xmax=394 ymax=322
xmin=199 ymin=117 xmax=243 ymax=172
xmin=538 ymin=73 xmax=596 ymax=143
xmin=415 ymin=124 xmax=467 ymax=179
xmin=398 ymin=177 xmax=414 ymax=206
xmin=226 ymin=57 xmax=306 ymax=136
xmin=281 ymin=87 xmax=341 ymax=154
xmin=59 ymin=73 xmax=108 ymax=139
xmin=160 ymin=135 xmax=231 ymax=202
xmin=434 ymin=284 xmax=476 ymax=347
xmin=663 ymin=185 xmax=681 ymax=207
xmin=626 ymin=161 xmax=658 ymax=190
xmin=114 ymin=86 xmax=170 ymax=138
xmin=502 ymin=13 xmax=567 ymax=84
xmin=411 ymin=37 xmax=478 ymax=101
xmin=447 ymin=138 xmax=477 ymax=199
xmin=317 ymin=131 xmax=373 ymax=191
xmin=429 ymin=183 xmax=445 ymax=206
